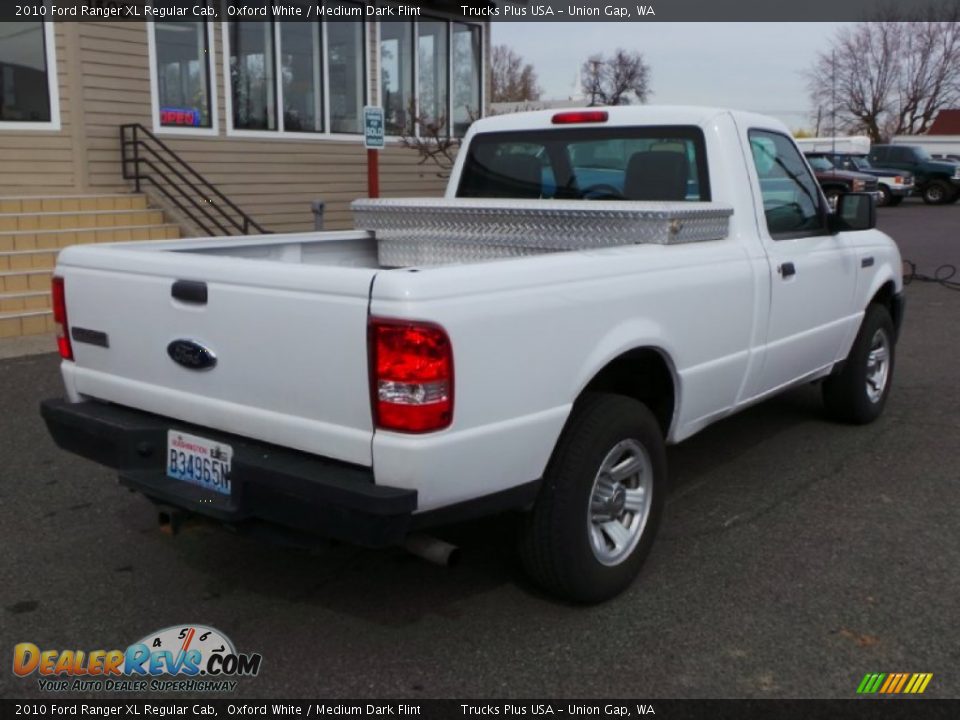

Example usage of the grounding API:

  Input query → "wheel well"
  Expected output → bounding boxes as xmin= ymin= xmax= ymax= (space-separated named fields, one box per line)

xmin=870 ymin=280 xmax=897 ymax=318
xmin=581 ymin=349 xmax=676 ymax=436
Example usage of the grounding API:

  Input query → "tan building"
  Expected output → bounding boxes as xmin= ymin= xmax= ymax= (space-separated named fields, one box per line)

xmin=0 ymin=6 xmax=489 ymax=337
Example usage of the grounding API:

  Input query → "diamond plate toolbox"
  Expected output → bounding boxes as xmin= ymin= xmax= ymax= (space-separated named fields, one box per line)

xmin=352 ymin=198 xmax=734 ymax=266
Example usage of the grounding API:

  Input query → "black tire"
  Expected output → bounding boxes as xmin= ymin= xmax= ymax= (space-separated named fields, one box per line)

xmin=822 ymin=304 xmax=895 ymax=424
xmin=824 ymin=187 xmax=842 ymax=210
xmin=519 ymin=393 xmax=666 ymax=604
xmin=922 ymin=180 xmax=951 ymax=205
xmin=877 ymin=186 xmax=892 ymax=207
xmin=887 ymin=195 xmax=904 ymax=207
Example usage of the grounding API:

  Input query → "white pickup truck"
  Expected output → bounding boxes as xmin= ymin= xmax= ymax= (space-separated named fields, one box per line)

xmin=42 ymin=107 xmax=904 ymax=603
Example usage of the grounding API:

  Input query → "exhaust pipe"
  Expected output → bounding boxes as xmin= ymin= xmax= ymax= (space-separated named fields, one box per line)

xmin=404 ymin=533 xmax=460 ymax=567
xmin=157 ymin=507 xmax=187 ymax=535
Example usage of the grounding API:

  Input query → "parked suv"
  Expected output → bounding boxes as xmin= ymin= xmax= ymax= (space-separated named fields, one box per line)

xmin=804 ymin=152 xmax=913 ymax=207
xmin=868 ymin=144 xmax=960 ymax=204
xmin=805 ymin=155 xmax=880 ymax=208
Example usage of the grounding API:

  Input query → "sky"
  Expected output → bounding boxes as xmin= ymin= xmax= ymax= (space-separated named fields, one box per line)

xmin=491 ymin=22 xmax=852 ymax=131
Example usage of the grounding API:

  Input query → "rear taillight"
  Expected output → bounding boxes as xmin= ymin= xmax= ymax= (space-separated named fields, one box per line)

xmin=369 ymin=319 xmax=453 ymax=433
xmin=51 ymin=276 xmax=73 ymax=361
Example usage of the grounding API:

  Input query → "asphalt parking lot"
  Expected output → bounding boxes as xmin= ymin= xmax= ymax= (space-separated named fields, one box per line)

xmin=1 ymin=200 xmax=958 ymax=700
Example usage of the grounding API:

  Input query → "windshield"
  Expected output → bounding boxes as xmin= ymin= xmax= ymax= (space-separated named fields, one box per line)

xmin=849 ymin=156 xmax=871 ymax=170
xmin=913 ymin=146 xmax=932 ymax=161
xmin=457 ymin=125 xmax=710 ymax=201
xmin=806 ymin=156 xmax=835 ymax=171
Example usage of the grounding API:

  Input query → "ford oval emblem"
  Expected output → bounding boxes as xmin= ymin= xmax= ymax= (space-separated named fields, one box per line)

xmin=167 ymin=339 xmax=217 ymax=371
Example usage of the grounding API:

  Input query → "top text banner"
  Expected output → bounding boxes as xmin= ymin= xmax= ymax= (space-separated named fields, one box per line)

xmin=3 ymin=0 xmax=959 ymax=22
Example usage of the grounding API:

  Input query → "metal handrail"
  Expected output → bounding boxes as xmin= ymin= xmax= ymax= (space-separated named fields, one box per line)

xmin=120 ymin=124 xmax=268 ymax=235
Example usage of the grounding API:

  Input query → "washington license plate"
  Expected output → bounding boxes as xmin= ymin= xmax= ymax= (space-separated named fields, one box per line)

xmin=166 ymin=430 xmax=233 ymax=496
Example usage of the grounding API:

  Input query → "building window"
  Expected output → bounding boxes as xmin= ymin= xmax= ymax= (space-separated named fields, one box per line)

xmin=417 ymin=19 xmax=448 ymax=130
xmin=380 ymin=22 xmax=414 ymax=136
xmin=381 ymin=20 xmax=484 ymax=138
xmin=229 ymin=18 xmax=277 ymax=131
xmin=327 ymin=20 xmax=365 ymax=134
xmin=153 ymin=21 xmax=213 ymax=128
xmin=280 ymin=23 xmax=323 ymax=133
xmin=0 ymin=20 xmax=59 ymax=130
xmin=223 ymin=9 xmax=367 ymax=136
xmin=452 ymin=22 xmax=482 ymax=137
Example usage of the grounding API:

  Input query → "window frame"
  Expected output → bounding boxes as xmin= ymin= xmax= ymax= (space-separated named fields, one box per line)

xmin=0 ymin=17 xmax=61 ymax=132
xmin=146 ymin=17 xmax=219 ymax=137
xmin=748 ymin=128 xmax=829 ymax=241
xmin=376 ymin=18 xmax=486 ymax=141
xmin=221 ymin=16 xmax=369 ymax=141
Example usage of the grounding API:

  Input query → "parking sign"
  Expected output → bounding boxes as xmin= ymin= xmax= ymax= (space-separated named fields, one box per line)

xmin=364 ymin=106 xmax=385 ymax=150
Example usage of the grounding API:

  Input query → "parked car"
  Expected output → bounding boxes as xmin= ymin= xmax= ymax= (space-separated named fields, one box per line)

xmin=804 ymin=152 xmax=913 ymax=207
xmin=869 ymin=144 xmax=960 ymax=204
xmin=804 ymin=155 xmax=881 ymax=208
xmin=40 ymin=107 xmax=904 ymax=603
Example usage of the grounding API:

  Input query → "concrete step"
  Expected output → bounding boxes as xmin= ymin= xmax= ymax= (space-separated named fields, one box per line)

xmin=0 ymin=223 xmax=181 ymax=253
xmin=0 ymin=209 xmax=166 ymax=233
xmin=0 ymin=309 xmax=53 ymax=338
xmin=0 ymin=194 xmax=148 ymax=214
xmin=0 ymin=290 xmax=50 ymax=313
xmin=0 ymin=269 xmax=51 ymax=294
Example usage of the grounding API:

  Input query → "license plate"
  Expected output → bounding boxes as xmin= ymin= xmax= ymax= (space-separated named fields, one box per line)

xmin=166 ymin=430 xmax=233 ymax=496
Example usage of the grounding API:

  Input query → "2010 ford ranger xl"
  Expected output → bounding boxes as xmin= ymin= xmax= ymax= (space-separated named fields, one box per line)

xmin=41 ymin=107 xmax=905 ymax=603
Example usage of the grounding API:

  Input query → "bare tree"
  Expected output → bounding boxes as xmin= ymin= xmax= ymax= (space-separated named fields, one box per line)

xmin=807 ymin=12 xmax=960 ymax=141
xmin=490 ymin=45 xmax=542 ymax=103
xmin=895 ymin=20 xmax=960 ymax=135
xmin=398 ymin=101 xmax=479 ymax=179
xmin=581 ymin=49 xmax=651 ymax=106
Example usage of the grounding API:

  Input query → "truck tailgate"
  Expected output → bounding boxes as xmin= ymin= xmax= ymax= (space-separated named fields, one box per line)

xmin=57 ymin=246 xmax=377 ymax=466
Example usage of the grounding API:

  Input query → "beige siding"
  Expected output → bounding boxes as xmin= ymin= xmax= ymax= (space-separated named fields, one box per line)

xmin=1 ymin=19 xmax=487 ymax=233
xmin=78 ymin=21 xmax=452 ymax=233
xmin=0 ymin=25 xmax=76 ymax=196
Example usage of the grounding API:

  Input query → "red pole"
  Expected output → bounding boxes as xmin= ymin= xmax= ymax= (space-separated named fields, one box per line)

xmin=367 ymin=148 xmax=380 ymax=198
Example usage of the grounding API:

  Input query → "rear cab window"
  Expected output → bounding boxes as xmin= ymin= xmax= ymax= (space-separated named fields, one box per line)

xmin=456 ymin=126 xmax=710 ymax=202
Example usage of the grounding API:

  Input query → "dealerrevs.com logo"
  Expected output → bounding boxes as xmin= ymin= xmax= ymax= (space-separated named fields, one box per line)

xmin=13 ymin=625 xmax=262 ymax=693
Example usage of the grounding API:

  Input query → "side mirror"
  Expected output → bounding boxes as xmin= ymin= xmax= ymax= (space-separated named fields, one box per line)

xmin=830 ymin=192 xmax=876 ymax=233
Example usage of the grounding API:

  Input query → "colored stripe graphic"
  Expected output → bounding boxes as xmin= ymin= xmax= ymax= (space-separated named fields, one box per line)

xmin=857 ymin=672 xmax=932 ymax=694
xmin=857 ymin=673 xmax=885 ymax=693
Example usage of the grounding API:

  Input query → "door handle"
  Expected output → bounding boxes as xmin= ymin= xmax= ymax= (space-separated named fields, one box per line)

xmin=778 ymin=262 xmax=796 ymax=278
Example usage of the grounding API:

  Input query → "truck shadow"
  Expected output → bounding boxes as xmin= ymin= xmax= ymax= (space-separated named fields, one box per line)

xmin=163 ymin=384 xmax=832 ymax=622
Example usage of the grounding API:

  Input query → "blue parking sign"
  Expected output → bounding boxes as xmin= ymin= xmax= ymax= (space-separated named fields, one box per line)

xmin=364 ymin=106 xmax=385 ymax=150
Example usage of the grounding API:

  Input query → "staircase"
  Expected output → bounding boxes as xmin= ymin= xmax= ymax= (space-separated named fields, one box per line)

xmin=0 ymin=194 xmax=180 ymax=339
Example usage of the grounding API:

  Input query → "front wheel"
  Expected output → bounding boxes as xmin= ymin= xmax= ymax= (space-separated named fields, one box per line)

xmin=519 ymin=393 xmax=666 ymax=604
xmin=822 ymin=304 xmax=896 ymax=424
xmin=877 ymin=186 xmax=892 ymax=207
xmin=824 ymin=188 xmax=842 ymax=211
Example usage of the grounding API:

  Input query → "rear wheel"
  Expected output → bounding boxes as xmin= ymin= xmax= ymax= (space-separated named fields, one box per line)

xmin=877 ymin=186 xmax=892 ymax=207
xmin=519 ymin=393 xmax=666 ymax=604
xmin=922 ymin=181 xmax=951 ymax=205
xmin=822 ymin=304 xmax=895 ymax=424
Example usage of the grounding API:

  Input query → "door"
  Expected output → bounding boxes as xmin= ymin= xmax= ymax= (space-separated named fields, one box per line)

xmin=745 ymin=129 xmax=859 ymax=398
